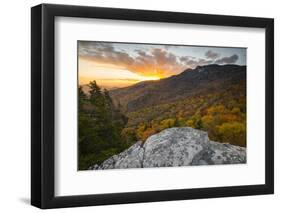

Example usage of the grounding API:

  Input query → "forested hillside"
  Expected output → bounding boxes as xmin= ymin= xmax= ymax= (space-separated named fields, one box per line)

xmin=122 ymin=80 xmax=246 ymax=147
xmin=78 ymin=81 xmax=128 ymax=170
xmin=110 ymin=64 xmax=246 ymax=112
xmin=79 ymin=64 xmax=246 ymax=170
xmin=112 ymin=64 xmax=246 ymax=147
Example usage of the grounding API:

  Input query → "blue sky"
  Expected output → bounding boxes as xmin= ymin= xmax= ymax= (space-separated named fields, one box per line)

xmin=112 ymin=43 xmax=246 ymax=66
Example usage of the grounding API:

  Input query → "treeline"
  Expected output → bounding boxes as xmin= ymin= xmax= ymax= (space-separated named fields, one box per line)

xmin=79 ymin=80 xmax=246 ymax=170
xmin=122 ymin=82 xmax=246 ymax=147
xmin=79 ymin=81 xmax=129 ymax=170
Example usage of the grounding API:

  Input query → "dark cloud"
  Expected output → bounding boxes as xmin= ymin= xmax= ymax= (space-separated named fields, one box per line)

xmin=180 ymin=56 xmax=212 ymax=68
xmin=79 ymin=42 xmax=187 ymax=77
xmin=134 ymin=49 xmax=147 ymax=57
xmin=79 ymin=42 xmax=134 ymax=67
xmin=180 ymin=56 xmax=199 ymax=67
xmin=79 ymin=42 xmax=240 ymax=78
xmin=130 ymin=48 xmax=185 ymax=77
xmin=79 ymin=42 xmax=114 ymax=56
xmin=215 ymin=54 xmax=239 ymax=64
xmin=205 ymin=50 xmax=220 ymax=59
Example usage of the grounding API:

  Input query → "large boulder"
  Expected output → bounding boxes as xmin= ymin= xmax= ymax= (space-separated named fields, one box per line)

xmin=89 ymin=127 xmax=246 ymax=170
xmin=89 ymin=142 xmax=145 ymax=170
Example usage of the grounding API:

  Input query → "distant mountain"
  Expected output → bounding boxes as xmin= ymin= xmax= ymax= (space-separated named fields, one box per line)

xmin=109 ymin=64 xmax=246 ymax=112
xmin=80 ymin=84 xmax=120 ymax=94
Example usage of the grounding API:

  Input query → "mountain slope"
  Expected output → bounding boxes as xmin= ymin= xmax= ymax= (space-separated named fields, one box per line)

xmin=109 ymin=64 xmax=246 ymax=112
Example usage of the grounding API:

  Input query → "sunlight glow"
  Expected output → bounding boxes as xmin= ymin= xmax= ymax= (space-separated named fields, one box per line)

xmin=79 ymin=57 xmax=161 ymax=88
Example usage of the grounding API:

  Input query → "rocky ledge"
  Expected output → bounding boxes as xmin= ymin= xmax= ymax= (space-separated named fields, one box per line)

xmin=89 ymin=127 xmax=246 ymax=170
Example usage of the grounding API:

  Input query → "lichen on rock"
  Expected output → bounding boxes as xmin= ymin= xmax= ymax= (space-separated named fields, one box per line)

xmin=89 ymin=127 xmax=246 ymax=170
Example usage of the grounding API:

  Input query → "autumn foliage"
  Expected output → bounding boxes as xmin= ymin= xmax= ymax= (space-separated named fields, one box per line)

xmin=79 ymin=77 xmax=246 ymax=170
xmin=122 ymin=81 xmax=246 ymax=147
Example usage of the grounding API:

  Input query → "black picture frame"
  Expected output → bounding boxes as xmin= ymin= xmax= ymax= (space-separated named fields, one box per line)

xmin=31 ymin=3 xmax=274 ymax=209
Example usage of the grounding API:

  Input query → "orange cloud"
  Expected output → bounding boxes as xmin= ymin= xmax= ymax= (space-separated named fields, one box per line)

xmin=79 ymin=43 xmax=187 ymax=78
xmin=78 ymin=42 xmax=239 ymax=80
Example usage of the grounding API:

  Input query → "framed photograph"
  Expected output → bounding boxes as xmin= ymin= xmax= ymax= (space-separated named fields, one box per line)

xmin=31 ymin=4 xmax=274 ymax=209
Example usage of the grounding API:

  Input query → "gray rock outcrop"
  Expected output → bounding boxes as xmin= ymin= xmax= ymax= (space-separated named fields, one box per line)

xmin=89 ymin=127 xmax=246 ymax=170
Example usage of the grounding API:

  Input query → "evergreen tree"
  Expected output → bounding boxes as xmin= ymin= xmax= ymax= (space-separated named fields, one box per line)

xmin=78 ymin=81 xmax=128 ymax=170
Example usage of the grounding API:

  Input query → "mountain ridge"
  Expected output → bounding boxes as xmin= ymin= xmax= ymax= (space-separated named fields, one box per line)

xmin=109 ymin=64 xmax=246 ymax=112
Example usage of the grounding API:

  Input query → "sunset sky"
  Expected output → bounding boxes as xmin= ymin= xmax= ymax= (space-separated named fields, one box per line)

xmin=78 ymin=41 xmax=246 ymax=89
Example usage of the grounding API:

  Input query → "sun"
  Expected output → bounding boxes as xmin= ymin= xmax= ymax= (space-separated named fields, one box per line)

xmin=139 ymin=75 xmax=161 ymax=81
